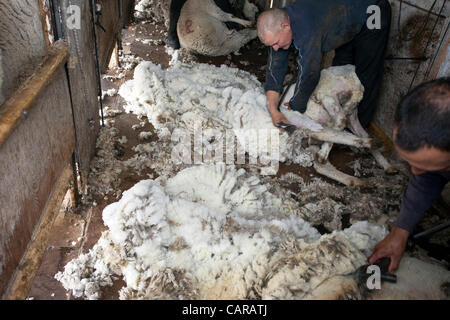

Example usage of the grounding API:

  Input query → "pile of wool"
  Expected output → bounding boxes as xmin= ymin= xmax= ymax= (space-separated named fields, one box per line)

xmin=134 ymin=0 xmax=170 ymax=26
xmin=261 ymin=163 xmax=407 ymax=232
xmin=56 ymin=163 xmax=387 ymax=300
xmin=118 ymin=51 xmax=144 ymax=71
xmin=118 ymin=60 xmax=315 ymax=170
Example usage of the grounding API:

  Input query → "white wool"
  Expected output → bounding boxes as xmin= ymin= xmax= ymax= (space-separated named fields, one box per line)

xmin=101 ymin=88 xmax=117 ymax=99
xmin=119 ymin=61 xmax=309 ymax=166
xmin=134 ymin=0 xmax=169 ymax=25
xmin=138 ymin=131 xmax=153 ymax=141
xmin=243 ymin=0 xmax=259 ymax=21
xmin=341 ymin=221 xmax=388 ymax=256
xmin=56 ymin=163 xmax=387 ymax=300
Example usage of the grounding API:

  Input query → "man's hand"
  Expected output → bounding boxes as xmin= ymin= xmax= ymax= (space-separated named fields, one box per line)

xmin=368 ymin=226 xmax=410 ymax=273
xmin=269 ymin=109 xmax=290 ymax=128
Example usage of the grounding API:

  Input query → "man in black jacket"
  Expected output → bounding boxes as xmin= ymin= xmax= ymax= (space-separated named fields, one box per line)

xmin=257 ymin=0 xmax=391 ymax=128
xmin=369 ymin=78 xmax=450 ymax=272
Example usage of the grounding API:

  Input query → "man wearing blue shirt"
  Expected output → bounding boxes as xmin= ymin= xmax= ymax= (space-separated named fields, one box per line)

xmin=369 ymin=78 xmax=450 ymax=272
xmin=256 ymin=0 xmax=391 ymax=128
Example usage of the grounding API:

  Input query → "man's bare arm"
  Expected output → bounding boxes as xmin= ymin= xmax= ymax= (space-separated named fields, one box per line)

xmin=266 ymin=90 xmax=289 ymax=127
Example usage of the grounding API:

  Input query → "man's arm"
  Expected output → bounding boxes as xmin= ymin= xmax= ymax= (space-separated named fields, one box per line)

xmin=264 ymin=47 xmax=290 ymax=126
xmin=264 ymin=47 xmax=289 ymax=94
xmin=288 ymin=42 xmax=322 ymax=113
xmin=369 ymin=171 xmax=448 ymax=272
xmin=396 ymin=172 xmax=448 ymax=233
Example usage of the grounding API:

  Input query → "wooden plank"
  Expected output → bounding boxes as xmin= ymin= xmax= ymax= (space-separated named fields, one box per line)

xmin=0 ymin=0 xmax=47 ymax=103
xmin=0 ymin=65 xmax=75 ymax=298
xmin=369 ymin=121 xmax=395 ymax=152
xmin=5 ymin=164 xmax=73 ymax=300
xmin=97 ymin=0 xmax=121 ymax=72
xmin=97 ymin=0 xmax=134 ymax=72
xmin=427 ymin=38 xmax=449 ymax=80
xmin=38 ymin=0 xmax=55 ymax=47
xmin=0 ymin=41 xmax=70 ymax=148
xmin=59 ymin=0 xmax=101 ymax=188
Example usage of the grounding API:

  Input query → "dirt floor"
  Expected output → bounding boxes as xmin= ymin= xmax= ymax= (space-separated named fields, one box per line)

xmin=26 ymin=17 xmax=450 ymax=300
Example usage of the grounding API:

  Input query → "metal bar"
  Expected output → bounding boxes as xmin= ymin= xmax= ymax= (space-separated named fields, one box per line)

xmin=413 ymin=221 xmax=450 ymax=240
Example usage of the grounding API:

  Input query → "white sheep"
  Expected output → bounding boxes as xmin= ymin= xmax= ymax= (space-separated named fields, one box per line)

xmin=177 ymin=0 xmax=258 ymax=56
xmin=282 ymin=65 xmax=398 ymax=187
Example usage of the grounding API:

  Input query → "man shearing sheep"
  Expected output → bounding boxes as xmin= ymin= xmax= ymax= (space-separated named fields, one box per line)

xmin=257 ymin=0 xmax=391 ymax=129
xmin=369 ymin=78 xmax=450 ymax=273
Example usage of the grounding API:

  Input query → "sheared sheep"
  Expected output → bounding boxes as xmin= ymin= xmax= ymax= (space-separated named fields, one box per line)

xmin=282 ymin=65 xmax=398 ymax=187
xmin=177 ymin=0 xmax=258 ymax=56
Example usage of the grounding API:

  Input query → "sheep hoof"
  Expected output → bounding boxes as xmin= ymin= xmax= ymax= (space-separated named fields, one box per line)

xmin=316 ymin=154 xmax=327 ymax=164
xmin=350 ymin=179 xmax=370 ymax=190
xmin=385 ymin=167 xmax=399 ymax=175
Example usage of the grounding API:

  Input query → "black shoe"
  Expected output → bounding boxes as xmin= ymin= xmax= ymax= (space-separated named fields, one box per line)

xmin=165 ymin=36 xmax=180 ymax=49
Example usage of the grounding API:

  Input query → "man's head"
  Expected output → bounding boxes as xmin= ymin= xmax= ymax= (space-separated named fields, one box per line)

xmin=394 ymin=77 xmax=450 ymax=175
xmin=257 ymin=8 xmax=292 ymax=51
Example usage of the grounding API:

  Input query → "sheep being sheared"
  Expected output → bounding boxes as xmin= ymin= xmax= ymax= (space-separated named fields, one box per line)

xmin=281 ymin=65 xmax=398 ymax=187
xmin=177 ymin=0 xmax=258 ymax=56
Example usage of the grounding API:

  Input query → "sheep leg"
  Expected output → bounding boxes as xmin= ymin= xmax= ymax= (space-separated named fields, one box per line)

xmin=314 ymin=161 xmax=369 ymax=188
xmin=347 ymin=112 xmax=398 ymax=174
xmin=316 ymin=142 xmax=333 ymax=163
xmin=310 ymin=128 xmax=372 ymax=149
xmin=215 ymin=29 xmax=257 ymax=55
xmin=205 ymin=0 xmax=254 ymax=27
xmin=321 ymin=96 xmax=347 ymax=128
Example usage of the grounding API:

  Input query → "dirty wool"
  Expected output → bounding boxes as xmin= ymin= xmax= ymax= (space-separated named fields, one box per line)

xmin=118 ymin=59 xmax=315 ymax=170
xmin=56 ymin=61 xmax=408 ymax=299
xmin=55 ymin=163 xmax=387 ymax=300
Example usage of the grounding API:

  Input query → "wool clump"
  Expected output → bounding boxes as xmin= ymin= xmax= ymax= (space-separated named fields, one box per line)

xmin=56 ymin=163 xmax=386 ymax=300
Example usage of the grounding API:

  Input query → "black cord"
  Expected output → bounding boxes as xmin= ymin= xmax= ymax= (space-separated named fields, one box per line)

xmin=89 ymin=0 xmax=105 ymax=127
xmin=397 ymin=0 xmax=437 ymax=42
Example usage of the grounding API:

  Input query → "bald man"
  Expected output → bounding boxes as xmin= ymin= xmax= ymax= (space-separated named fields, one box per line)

xmin=257 ymin=0 xmax=391 ymax=129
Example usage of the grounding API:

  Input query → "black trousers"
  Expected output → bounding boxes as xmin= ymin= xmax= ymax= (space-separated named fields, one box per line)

xmin=167 ymin=0 xmax=187 ymax=40
xmin=332 ymin=0 xmax=392 ymax=128
xmin=167 ymin=0 xmax=237 ymax=40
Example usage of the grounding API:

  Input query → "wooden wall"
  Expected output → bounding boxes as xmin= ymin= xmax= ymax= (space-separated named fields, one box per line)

xmin=58 ymin=0 xmax=101 ymax=187
xmin=0 ymin=0 xmax=134 ymax=297
xmin=0 ymin=57 xmax=75 ymax=298
xmin=97 ymin=0 xmax=134 ymax=72
xmin=0 ymin=1 xmax=48 ymax=106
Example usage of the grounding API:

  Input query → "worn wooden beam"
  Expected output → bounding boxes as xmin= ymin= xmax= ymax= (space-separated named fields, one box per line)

xmin=38 ymin=0 xmax=55 ymax=48
xmin=5 ymin=163 xmax=73 ymax=300
xmin=0 ymin=40 xmax=70 ymax=149
xmin=369 ymin=121 xmax=395 ymax=152
xmin=427 ymin=39 xmax=449 ymax=80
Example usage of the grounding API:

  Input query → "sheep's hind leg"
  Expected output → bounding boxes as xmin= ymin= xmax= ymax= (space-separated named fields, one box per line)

xmin=314 ymin=161 xmax=369 ymax=188
xmin=216 ymin=29 xmax=257 ymax=55
xmin=204 ymin=0 xmax=254 ymax=27
xmin=310 ymin=128 xmax=372 ymax=149
xmin=347 ymin=112 xmax=398 ymax=175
